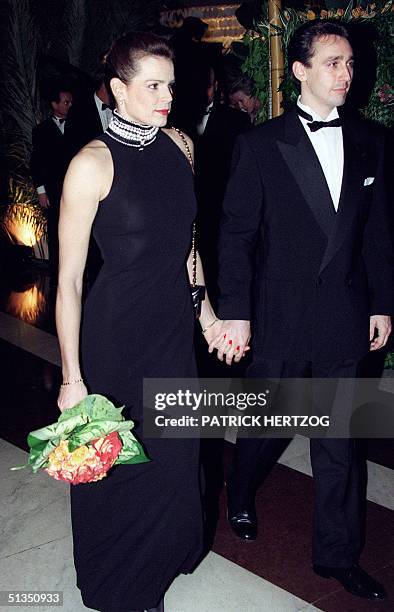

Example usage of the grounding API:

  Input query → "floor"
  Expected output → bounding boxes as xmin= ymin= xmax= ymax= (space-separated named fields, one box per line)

xmin=0 ymin=263 xmax=393 ymax=612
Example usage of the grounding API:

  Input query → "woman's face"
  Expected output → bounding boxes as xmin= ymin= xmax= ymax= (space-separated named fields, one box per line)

xmin=112 ymin=55 xmax=174 ymax=126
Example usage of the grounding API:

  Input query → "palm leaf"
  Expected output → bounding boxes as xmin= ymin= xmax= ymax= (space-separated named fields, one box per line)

xmin=0 ymin=0 xmax=41 ymax=179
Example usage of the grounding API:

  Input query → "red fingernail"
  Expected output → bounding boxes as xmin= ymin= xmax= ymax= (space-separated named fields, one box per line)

xmin=236 ymin=346 xmax=240 ymax=351
xmin=229 ymin=339 xmax=232 ymax=345
xmin=223 ymin=334 xmax=226 ymax=339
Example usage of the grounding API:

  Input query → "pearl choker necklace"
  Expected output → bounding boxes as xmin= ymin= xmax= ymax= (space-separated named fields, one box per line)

xmin=106 ymin=110 xmax=159 ymax=149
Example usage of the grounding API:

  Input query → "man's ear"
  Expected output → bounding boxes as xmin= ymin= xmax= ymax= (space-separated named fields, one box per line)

xmin=292 ymin=61 xmax=308 ymax=83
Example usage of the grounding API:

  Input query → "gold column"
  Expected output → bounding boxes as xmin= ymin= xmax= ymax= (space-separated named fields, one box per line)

xmin=268 ymin=0 xmax=284 ymax=117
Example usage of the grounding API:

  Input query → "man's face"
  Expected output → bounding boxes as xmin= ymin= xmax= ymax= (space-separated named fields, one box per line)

xmin=51 ymin=91 xmax=73 ymax=119
xmin=294 ymin=35 xmax=354 ymax=117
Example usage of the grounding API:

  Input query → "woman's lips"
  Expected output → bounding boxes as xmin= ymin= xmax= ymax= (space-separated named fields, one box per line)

xmin=155 ymin=109 xmax=169 ymax=115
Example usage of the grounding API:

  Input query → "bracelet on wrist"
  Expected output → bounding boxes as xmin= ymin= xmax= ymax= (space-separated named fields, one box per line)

xmin=61 ymin=378 xmax=83 ymax=387
xmin=202 ymin=318 xmax=219 ymax=334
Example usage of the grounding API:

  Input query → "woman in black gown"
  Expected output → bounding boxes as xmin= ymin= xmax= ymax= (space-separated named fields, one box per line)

xmin=56 ymin=32 xmax=222 ymax=612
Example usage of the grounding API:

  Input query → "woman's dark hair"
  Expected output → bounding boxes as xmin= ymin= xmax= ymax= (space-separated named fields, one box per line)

xmin=104 ymin=31 xmax=174 ymax=93
xmin=288 ymin=19 xmax=349 ymax=80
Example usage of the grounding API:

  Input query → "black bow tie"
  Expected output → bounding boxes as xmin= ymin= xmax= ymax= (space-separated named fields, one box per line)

xmin=53 ymin=116 xmax=65 ymax=124
xmin=296 ymin=105 xmax=342 ymax=132
xmin=101 ymin=103 xmax=110 ymax=111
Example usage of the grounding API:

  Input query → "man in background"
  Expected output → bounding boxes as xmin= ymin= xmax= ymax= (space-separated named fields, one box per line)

xmin=30 ymin=78 xmax=73 ymax=279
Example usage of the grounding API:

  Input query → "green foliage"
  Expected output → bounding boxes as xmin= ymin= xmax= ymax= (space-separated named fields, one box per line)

xmin=384 ymin=351 xmax=394 ymax=369
xmin=0 ymin=0 xmax=41 ymax=184
xmin=242 ymin=32 xmax=271 ymax=123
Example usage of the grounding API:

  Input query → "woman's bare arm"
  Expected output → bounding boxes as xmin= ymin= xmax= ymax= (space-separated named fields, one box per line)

xmin=56 ymin=142 xmax=112 ymax=411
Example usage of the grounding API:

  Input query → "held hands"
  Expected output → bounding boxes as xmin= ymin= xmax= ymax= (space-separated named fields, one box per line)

xmin=57 ymin=381 xmax=88 ymax=412
xmin=207 ymin=320 xmax=251 ymax=365
xmin=369 ymin=315 xmax=392 ymax=351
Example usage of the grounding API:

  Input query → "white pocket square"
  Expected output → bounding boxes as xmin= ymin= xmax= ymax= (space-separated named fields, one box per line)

xmin=364 ymin=177 xmax=375 ymax=186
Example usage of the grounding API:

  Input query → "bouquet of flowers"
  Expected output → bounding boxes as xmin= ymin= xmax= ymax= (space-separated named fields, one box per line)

xmin=12 ymin=394 xmax=149 ymax=484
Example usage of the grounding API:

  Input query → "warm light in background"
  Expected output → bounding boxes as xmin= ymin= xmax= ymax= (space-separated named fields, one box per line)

xmin=2 ymin=203 xmax=46 ymax=247
xmin=0 ymin=178 xmax=48 ymax=257
xmin=6 ymin=277 xmax=49 ymax=324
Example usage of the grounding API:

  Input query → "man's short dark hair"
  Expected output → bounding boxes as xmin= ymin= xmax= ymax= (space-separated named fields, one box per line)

xmin=45 ymin=77 xmax=73 ymax=105
xmin=288 ymin=19 xmax=349 ymax=80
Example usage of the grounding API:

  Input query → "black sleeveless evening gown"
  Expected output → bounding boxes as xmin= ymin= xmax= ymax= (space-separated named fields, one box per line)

xmin=70 ymin=129 xmax=203 ymax=611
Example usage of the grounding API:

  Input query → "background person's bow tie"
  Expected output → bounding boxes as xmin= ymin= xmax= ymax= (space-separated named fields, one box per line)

xmin=101 ymin=103 xmax=110 ymax=111
xmin=296 ymin=105 xmax=342 ymax=132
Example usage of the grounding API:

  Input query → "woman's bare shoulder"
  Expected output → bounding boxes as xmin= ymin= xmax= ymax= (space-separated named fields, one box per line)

xmin=65 ymin=139 xmax=114 ymax=200
xmin=73 ymin=139 xmax=111 ymax=167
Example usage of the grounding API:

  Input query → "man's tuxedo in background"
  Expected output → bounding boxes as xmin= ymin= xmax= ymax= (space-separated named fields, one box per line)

xmin=30 ymin=116 xmax=69 ymax=273
xmin=218 ymin=106 xmax=393 ymax=567
xmin=65 ymin=91 xmax=111 ymax=158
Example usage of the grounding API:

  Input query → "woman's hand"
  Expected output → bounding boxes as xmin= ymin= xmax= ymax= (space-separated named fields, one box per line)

xmin=209 ymin=320 xmax=251 ymax=365
xmin=57 ymin=382 xmax=88 ymax=412
xmin=202 ymin=319 xmax=223 ymax=346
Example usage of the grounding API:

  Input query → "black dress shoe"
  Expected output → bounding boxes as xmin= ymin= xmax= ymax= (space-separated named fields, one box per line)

xmin=313 ymin=563 xmax=387 ymax=600
xmin=228 ymin=510 xmax=257 ymax=541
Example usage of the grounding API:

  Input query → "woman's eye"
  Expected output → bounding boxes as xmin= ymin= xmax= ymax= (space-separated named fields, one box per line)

xmin=148 ymin=83 xmax=158 ymax=90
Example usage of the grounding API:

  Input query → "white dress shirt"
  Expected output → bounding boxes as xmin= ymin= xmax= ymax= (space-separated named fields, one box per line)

xmin=94 ymin=93 xmax=112 ymax=131
xmin=196 ymin=100 xmax=214 ymax=136
xmin=52 ymin=115 xmax=65 ymax=134
xmin=297 ymin=96 xmax=343 ymax=211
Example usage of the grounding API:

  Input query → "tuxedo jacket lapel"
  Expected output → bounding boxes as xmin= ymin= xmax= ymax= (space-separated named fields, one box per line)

xmin=277 ymin=109 xmax=336 ymax=239
xmin=318 ymin=122 xmax=364 ymax=274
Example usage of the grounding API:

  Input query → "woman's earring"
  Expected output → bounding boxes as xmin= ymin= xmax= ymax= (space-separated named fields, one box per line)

xmin=119 ymin=99 xmax=124 ymax=106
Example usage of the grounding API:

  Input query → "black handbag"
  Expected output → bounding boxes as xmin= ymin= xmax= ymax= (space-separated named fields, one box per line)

xmin=172 ymin=127 xmax=206 ymax=319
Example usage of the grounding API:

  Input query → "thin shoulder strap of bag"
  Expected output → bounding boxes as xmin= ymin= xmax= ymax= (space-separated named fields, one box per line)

xmin=171 ymin=127 xmax=197 ymax=287
xmin=172 ymin=126 xmax=194 ymax=172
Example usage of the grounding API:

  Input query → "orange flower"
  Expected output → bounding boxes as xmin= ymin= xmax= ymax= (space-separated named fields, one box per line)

xmin=307 ymin=10 xmax=316 ymax=20
xmin=45 ymin=432 xmax=122 ymax=484
xmin=352 ymin=7 xmax=363 ymax=17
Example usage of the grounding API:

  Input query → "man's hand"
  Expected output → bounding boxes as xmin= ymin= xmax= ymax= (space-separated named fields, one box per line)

xmin=38 ymin=193 xmax=50 ymax=208
xmin=208 ymin=320 xmax=251 ymax=365
xmin=369 ymin=315 xmax=392 ymax=351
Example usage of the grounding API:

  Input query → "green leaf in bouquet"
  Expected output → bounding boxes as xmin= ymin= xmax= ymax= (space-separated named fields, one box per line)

xmin=27 ymin=413 xmax=88 ymax=447
xmin=58 ymin=394 xmax=125 ymax=423
xmin=116 ymin=431 xmax=150 ymax=465
xmin=67 ymin=419 xmax=135 ymax=450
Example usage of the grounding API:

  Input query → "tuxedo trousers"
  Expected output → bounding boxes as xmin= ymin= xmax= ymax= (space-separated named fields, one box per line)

xmin=228 ymin=358 xmax=364 ymax=567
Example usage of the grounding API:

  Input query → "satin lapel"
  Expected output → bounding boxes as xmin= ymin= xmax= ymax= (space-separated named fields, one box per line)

xmin=277 ymin=110 xmax=336 ymax=238
xmin=318 ymin=122 xmax=364 ymax=274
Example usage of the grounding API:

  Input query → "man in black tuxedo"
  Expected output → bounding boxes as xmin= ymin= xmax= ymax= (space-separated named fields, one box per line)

xmin=31 ymin=81 xmax=73 ymax=277
xmin=65 ymin=71 xmax=112 ymax=158
xmin=212 ymin=20 xmax=392 ymax=600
